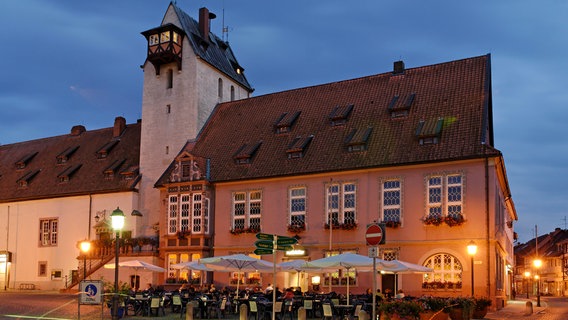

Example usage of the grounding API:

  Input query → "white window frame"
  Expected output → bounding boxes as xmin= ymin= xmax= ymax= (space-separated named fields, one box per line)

xmin=40 ymin=218 xmax=58 ymax=247
xmin=289 ymin=186 xmax=306 ymax=226
xmin=381 ymin=179 xmax=402 ymax=223
xmin=426 ymin=173 xmax=464 ymax=218
xmin=231 ymin=190 xmax=262 ymax=231
xmin=325 ymin=182 xmax=357 ymax=226
xmin=422 ymin=253 xmax=463 ymax=288
xmin=168 ymin=193 xmax=209 ymax=235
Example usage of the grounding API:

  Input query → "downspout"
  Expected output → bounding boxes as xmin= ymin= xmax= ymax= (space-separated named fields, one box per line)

xmin=485 ymin=148 xmax=491 ymax=298
xmin=88 ymin=194 xmax=93 ymax=240
xmin=4 ymin=206 xmax=9 ymax=290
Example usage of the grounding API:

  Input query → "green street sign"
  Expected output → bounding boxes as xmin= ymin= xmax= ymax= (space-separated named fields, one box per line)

xmin=254 ymin=240 xmax=292 ymax=251
xmin=254 ymin=249 xmax=273 ymax=255
xmin=255 ymin=240 xmax=274 ymax=249
xmin=276 ymin=237 xmax=298 ymax=246
xmin=256 ymin=233 xmax=274 ymax=241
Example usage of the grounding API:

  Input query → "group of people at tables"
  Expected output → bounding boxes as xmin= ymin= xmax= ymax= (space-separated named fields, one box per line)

xmin=122 ymin=282 xmax=407 ymax=318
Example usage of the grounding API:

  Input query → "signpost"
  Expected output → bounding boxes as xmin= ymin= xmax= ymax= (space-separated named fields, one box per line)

xmin=366 ymin=223 xmax=385 ymax=320
xmin=254 ymin=233 xmax=298 ymax=320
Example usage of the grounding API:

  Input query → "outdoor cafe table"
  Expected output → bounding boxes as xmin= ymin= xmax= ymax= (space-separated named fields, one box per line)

xmin=334 ymin=305 xmax=354 ymax=320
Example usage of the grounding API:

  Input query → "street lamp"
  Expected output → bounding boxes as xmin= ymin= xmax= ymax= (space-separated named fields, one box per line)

xmin=111 ymin=207 xmax=125 ymax=320
xmin=79 ymin=240 xmax=91 ymax=280
xmin=533 ymin=259 xmax=542 ymax=307
xmin=467 ymin=241 xmax=478 ymax=296
xmin=524 ymin=271 xmax=531 ymax=299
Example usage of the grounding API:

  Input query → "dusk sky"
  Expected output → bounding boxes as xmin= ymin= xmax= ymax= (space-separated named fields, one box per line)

xmin=1 ymin=1 xmax=566 ymax=243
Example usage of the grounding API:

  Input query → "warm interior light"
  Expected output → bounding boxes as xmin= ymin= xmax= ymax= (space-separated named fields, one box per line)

xmin=524 ymin=271 xmax=531 ymax=277
xmin=311 ymin=276 xmax=321 ymax=285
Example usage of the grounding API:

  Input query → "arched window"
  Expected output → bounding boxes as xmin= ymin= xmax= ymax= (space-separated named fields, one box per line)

xmin=422 ymin=253 xmax=463 ymax=290
xmin=218 ymin=78 xmax=223 ymax=100
xmin=167 ymin=69 xmax=173 ymax=89
xmin=230 ymin=85 xmax=235 ymax=101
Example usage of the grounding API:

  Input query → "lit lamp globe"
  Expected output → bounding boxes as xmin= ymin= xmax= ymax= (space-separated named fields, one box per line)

xmin=533 ymin=259 xmax=542 ymax=268
xmin=111 ymin=207 xmax=125 ymax=231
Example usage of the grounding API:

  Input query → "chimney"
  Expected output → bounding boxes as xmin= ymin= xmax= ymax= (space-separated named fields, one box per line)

xmin=113 ymin=116 xmax=126 ymax=138
xmin=199 ymin=7 xmax=216 ymax=42
xmin=393 ymin=60 xmax=405 ymax=75
xmin=70 ymin=125 xmax=86 ymax=136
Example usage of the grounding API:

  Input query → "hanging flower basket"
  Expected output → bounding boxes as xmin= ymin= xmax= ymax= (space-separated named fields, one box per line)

xmin=287 ymin=222 xmax=306 ymax=233
xmin=384 ymin=220 xmax=401 ymax=228
xmin=341 ymin=222 xmax=358 ymax=230
xmin=423 ymin=214 xmax=444 ymax=226
xmin=445 ymin=213 xmax=465 ymax=227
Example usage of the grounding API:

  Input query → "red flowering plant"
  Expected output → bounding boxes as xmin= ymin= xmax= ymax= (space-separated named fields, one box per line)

xmin=423 ymin=214 xmax=444 ymax=226
xmin=341 ymin=221 xmax=358 ymax=230
xmin=287 ymin=221 xmax=306 ymax=233
xmin=383 ymin=219 xmax=401 ymax=228
xmin=444 ymin=213 xmax=465 ymax=227
xmin=230 ymin=227 xmax=246 ymax=235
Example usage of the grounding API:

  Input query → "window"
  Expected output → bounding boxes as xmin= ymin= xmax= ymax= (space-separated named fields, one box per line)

xmin=167 ymin=69 xmax=173 ymax=89
xmin=230 ymin=86 xmax=235 ymax=101
xmin=172 ymin=31 xmax=179 ymax=44
xmin=218 ymin=78 xmax=223 ymax=100
xmin=232 ymin=191 xmax=262 ymax=232
xmin=381 ymin=179 xmax=401 ymax=224
xmin=149 ymin=34 xmax=159 ymax=45
xmin=289 ymin=187 xmax=306 ymax=228
xmin=326 ymin=182 xmax=356 ymax=227
xmin=38 ymin=261 xmax=47 ymax=277
xmin=161 ymin=31 xmax=170 ymax=43
xmin=39 ymin=219 xmax=58 ymax=247
xmin=323 ymin=251 xmax=357 ymax=286
xmin=425 ymin=174 xmax=463 ymax=221
xmin=166 ymin=104 xmax=171 ymax=114
xmin=422 ymin=253 xmax=463 ymax=289
xmin=168 ymin=193 xmax=209 ymax=235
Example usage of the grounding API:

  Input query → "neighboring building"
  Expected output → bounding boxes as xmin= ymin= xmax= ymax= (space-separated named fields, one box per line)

xmin=158 ymin=55 xmax=517 ymax=307
xmin=514 ymin=228 xmax=568 ymax=297
xmin=0 ymin=3 xmax=252 ymax=291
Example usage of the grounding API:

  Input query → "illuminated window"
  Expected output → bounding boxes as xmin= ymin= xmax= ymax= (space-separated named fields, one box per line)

xmin=168 ymin=193 xmax=209 ymax=235
xmin=422 ymin=253 xmax=463 ymax=290
xmin=232 ymin=191 xmax=262 ymax=232
xmin=325 ymin=182 xmax=356 ymax=227
xmin=149 ymin=34 xmax=159 ymax=45
xmin=39 ymin=219 xmax=58 ymax=247
xmin=161 ymin=31 xmax=170 ymax=43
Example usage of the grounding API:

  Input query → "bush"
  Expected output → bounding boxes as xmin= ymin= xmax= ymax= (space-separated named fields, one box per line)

xmin=379 ymin=300 xmax=423 ymax=320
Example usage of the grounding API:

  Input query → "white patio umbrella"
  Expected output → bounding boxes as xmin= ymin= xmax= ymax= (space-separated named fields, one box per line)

xmin=309 ymin=253 xmax=381 ymax=305
xmin=278 ymin=260 xmax=324 ymax=288
xmin=104 ymin=259 xmax=165 ymax=289
xmin=171 ymin=261 xmax=214 ymax=287
xmin=199 ymin=254 xmax=274 ymax=295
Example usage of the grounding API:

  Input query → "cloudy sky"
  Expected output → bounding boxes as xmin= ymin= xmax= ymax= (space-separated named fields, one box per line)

xmin=1 ymin=1 xmax=566 ymax=243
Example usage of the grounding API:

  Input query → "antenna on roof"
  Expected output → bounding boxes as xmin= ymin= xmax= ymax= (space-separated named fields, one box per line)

xmin=222 ymin=4 xmax=230 ymax=42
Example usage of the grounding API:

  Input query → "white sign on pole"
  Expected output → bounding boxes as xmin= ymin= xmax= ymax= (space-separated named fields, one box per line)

xmin=79 ymin=280 xmax=103 ymax=305
xmin=368 ymin=246 xmax=379 ymax=258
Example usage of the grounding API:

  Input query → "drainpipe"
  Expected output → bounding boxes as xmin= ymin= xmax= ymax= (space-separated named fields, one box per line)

xmin=485 ymin=148 xmax=491 ymax=298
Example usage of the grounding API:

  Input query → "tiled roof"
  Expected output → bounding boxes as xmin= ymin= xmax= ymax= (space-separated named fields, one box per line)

xmin=0 ymin=119 xmax=141 ymax=202
xmin=186 ymin=54 xmax=501 ymax=182
xmin=170 ymin=3 xmax=253 ymax=92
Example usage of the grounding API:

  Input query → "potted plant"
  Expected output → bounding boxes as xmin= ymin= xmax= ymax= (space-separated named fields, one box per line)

xmin=447 ymin=297 xmax=475 ymax=320
xmin=102 ymin=279 xmax=131 ymax=318
xmin=472 ymin=297 xmax=491 ymax=319
xmin=379 ymin=299 xmax=423 ymax=320
xmin=418 ymin=296 xmax=449 ymax=320
xmin=444 ymin=213 xmax=465 ymax=227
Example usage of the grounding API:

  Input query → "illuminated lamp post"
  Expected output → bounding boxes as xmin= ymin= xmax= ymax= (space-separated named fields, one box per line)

xmin=79 ymin=240 xmax=91 ymax=280
xmin=111 ymin=207 xmax=125 ymax=320
xmin=467 ymin=241 xmax=478 ymax=296
xmin=524 ymin=271 xmax=531 ymax=299
xmin=533 ymin=259 xmax=542 ymax=307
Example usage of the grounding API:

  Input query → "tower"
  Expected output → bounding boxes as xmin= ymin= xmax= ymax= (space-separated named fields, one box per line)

xmin=138 ymin=4 xmax=253 ymax=235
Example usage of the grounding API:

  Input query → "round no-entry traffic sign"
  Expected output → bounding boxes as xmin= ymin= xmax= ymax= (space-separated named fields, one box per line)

xmin=366 ymin=223 xmax=383 ymax=246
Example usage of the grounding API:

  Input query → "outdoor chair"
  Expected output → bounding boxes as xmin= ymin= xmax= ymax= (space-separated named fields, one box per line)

xmin=249 ymin=300 xmax=259 ymax=320
xmin=149 ymin=296 xmax=165 ymax=316
xmin=171 ymin=294 xmax=183 ymax=313
xmin=322 ymin=303 xmax=335 ymax=320
xmin=303 ymin=299 xmax=314 ymax=318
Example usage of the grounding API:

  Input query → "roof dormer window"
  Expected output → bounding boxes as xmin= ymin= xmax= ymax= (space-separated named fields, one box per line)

xmin=415 ymin=118 xmax=444 ymax=145
xmin=275 ymin=111 xmax=301 ymax=134
xmin=234 ymin=142 xmax=262 ymax=164
xmin=103 ymin=159 xmax=125 ymax=179
xmin=346 ymin=127 xmax=373 ymax=152
xmin=388 ymin=93 xmax=415 ymax=118
xmin=329 ymin=104 xmax=354 ymax=126
xmin=56 ymin=146 xmax=79 ymax=164
xmin=96 ymin=140 xmax=119 ymax=159
xmin=17 ymin=169 xmax=40 ymax=188
xmin=57 ymin=164 xmax=82 ymax=183
xmin=287 ymin=135 xmax=314 ymax=159
xmin=16 ymin=152 xmax=38 ymax=170
xmin=149 ymin=34 xmax=159 ymax=45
